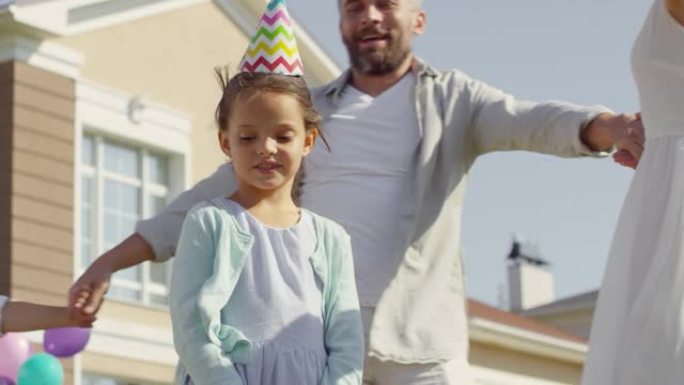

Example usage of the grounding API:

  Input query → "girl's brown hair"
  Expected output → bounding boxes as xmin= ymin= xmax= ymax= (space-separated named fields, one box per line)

xmin=214 ymin=69 xmax=329 ymax=202
xmin=214 ymin=68 xmax=328 ymax=149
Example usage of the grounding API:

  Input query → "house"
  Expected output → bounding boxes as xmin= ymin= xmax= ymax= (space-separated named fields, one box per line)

xmin=0 ymin=1 xmax=589 ymax=384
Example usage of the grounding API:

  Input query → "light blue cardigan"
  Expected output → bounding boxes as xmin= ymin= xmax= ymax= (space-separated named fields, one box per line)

xmin=169 ymin=198 xmax=363 ymax=385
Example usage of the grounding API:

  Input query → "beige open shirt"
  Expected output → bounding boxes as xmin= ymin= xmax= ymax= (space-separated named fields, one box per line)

xmin=137 ymin=58 xmax=611 ymax=365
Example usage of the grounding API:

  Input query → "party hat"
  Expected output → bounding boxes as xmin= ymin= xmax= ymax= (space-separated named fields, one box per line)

xmin=239 ymin=0 xmax=304 ymax=76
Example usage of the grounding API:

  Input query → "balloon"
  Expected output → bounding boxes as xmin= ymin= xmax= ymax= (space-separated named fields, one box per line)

xmin=43 ymin=327 xmax=91 ymax=357
xmin=17 ymin=354 xmax=63 ymax=385
xmin=0 ymin=377 xmax=16 ymax=385
xmin=0 ymin=333 xmax=31 ymax=381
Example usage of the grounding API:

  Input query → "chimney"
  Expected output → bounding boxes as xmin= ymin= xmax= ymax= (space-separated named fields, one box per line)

xmin=507 ymin=237 xmax=554 ymax=312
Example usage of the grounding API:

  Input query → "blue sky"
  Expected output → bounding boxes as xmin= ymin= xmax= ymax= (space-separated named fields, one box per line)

xmin=287 ymin=0 xmax=653 ymax=307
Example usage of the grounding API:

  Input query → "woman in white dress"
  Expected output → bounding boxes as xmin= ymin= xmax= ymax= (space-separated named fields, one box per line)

xmin=582 ymin=1 xmax=684 ymax=384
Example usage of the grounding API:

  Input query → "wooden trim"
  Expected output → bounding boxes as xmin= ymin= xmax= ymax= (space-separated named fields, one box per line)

xmin=0 ymin=61 xmax=12 ymax=296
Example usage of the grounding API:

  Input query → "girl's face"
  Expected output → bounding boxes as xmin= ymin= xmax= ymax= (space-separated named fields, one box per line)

xmin=219 ymin=91 xmax=316 ymax=194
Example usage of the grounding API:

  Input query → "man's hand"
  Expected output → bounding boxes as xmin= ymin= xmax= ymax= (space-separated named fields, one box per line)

xmin=68 ymin=233 xmax=156 ymax=320
xmin=69 ymin=259 xmax=113 ymax=321
xmin=582 ymin=112 xmax=644 ymax=169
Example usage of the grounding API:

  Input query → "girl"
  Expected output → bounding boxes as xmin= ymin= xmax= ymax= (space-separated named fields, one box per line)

xmin=169 ymin=70 xmax=363 ymax=385
xmin=0 ymin=295 xmax=94 ymax=334
xmin=582 ymin=0 xmax=684 ymax=384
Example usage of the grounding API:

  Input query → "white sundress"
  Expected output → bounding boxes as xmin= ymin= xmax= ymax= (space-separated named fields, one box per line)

xmin=582 ymin=2 xmax=684 ymax=384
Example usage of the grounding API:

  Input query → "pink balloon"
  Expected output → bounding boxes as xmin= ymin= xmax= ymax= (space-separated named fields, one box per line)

xmin=0 ymin=333 xmax=31 ymax=382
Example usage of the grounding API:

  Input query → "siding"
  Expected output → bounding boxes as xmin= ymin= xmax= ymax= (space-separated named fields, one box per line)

xmin=1 ymin=60 xmax=76 ymax=385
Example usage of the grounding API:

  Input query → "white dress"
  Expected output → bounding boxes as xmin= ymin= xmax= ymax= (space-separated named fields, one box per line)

xmin=582 ymin=2 xmax=684 ymax=384
xmin=185 ymin=199 xmax=327 ymax=385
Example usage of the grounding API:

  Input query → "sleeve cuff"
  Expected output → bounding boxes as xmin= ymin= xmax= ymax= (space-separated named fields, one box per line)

xmin=135 ymin=217 xmax=178 ymax=263
xmin=574 ymin=105 xmax=616 ymax=157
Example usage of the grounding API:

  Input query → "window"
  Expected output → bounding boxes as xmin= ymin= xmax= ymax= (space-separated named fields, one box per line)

xmin=80 ymin=134 xmax=173 ymax=307
xmin=82 ymin=374 xmax=168 ymax=385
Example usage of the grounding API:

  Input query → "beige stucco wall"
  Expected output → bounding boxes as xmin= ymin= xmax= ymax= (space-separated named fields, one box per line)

xmin=470 ymin=341 xmax=583 ymax=385
xmin=529 ymin=308 xmax=595 ymax=339
xmin=51 ymin=1 xmax=247 ymax=182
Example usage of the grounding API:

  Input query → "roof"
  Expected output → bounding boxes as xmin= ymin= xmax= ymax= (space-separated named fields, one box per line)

xmin=519 ymin=289 xmax=598 ymax=317
xmin=468 ymin=299 xmax=586 ymax=344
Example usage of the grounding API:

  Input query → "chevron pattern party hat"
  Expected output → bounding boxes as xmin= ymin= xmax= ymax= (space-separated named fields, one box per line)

xmin=239 ymin=0 xmax=304 ymax=76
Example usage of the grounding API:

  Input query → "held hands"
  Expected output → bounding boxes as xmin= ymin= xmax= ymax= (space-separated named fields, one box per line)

xmin=68 ymin=259 xmax=113 ymax=323
xmin=583 ymin=113 xmax=645 ymax=169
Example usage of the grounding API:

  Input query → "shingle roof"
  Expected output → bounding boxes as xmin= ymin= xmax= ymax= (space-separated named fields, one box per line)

xmin=468 ymin=299 xmax=587 ymax=344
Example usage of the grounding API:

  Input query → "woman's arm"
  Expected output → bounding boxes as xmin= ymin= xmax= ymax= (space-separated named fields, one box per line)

xmin=666 ymin=0 xmax=684 ymax=26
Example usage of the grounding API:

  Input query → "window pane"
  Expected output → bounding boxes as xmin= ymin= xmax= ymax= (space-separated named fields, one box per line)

xmin=81 ymin=175 xmax=95 ymax=268
xmin=103 ymin=180 xmax=140 ymax=247
xmin=104 ymin=179 xmax=141 ymax=285
xmin=146 ymin=195 xmax=166 ymax=219
xmin=147 ymin=153 xmax=168 ymax=185
xmin=149 ymin=262 xmax=168 ymax=285
xmin=82 ymin=375 xmax=120 ymax=385
xmin=107 ymin=280 xmax=142 ymax=301
xmin=104 ymin=141 xmax=140 ymax=178
xmin=82 ymin=136 xmax=95 ymax=166
xmin=150 ymin=293 xmax=168 ymax=306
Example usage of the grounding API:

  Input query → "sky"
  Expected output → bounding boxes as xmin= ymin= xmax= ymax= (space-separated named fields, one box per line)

xmin=285 ymin=0 xmax=653 ymax=307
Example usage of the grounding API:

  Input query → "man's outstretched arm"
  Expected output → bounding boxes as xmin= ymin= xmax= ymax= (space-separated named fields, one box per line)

xmin=69 ymin=233 xmax=154 ymax=320
xmin=69 ymin=163 xmax=238 ymax=322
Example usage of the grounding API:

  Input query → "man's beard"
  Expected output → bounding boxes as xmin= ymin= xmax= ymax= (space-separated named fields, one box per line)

xmin=343 ymin=28 xmax=411 ymax=75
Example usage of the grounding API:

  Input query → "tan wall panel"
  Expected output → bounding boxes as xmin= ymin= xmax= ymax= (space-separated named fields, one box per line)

xmin=11 ymin=287 xmax=67 ymax=305
xmin=82 ymin=352 xmax=175 ymax=384
xmin=13 ymin=151 xmax=73 ymax=186
xmin=0 ymin=87 xmax=11 ymax=106
xmin=14 ymin=83 xmax=75 ymax=120
xmin=12 ymin=264 xmax=72 ymax=293
xmin=14 ymin=129 xmax=74 ymax=163
xmin=5 ymin=62 xmax=74 ymax=302
xmin=14 ymin=105 xmax=74 ymax=142
xmin=470 ymin=341 xmax=582 ymax=384
xmin=532 ymin=309 xmax=595 ymax=340
xmin=13 ymin=173 xmax=73 ymax=209
xmin=53 ymin=1 xmax=249 ymax=184
xmin=99 ymin=301 xmax=172 ymax=330
xmin=0 ymin=61 xmax=12 ymax=84
xmin=13 ymin=218 xmax=73 ymax=252
xmin=13 ymin=195 xmax=73 ymax=230
xmin=13 ymin=241 xmax=73 ymax=275
xmin=14 ymin=61 xmax=75 ymax=99
xmin=0 ymin=60 xmax=12 ymax=295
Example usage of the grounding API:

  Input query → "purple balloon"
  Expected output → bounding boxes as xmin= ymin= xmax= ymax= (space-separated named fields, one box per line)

xmin=43 ymin=327 xmax=91 ymax=357
xmin=0 ymin=377 xmax=16 ymax=385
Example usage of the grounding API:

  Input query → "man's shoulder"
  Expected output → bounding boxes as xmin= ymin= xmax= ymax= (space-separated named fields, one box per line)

xmin=306 ymin=210 xmax=350 ymax=241
xmin=186 ymin=198 xmax=232 ymax=225
xmin=429 ymin=67 xmax=484 ymax=89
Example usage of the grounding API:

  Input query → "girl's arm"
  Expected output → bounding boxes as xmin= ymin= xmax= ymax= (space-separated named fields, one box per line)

xmin=1 ymin=301 xmax=94 ymax=333
xmin=169 ymin=208 xmax=243 ymax=385
xmin=320 ymin=233 xmax=364 ymax=385
xmin=666 ymin=0 xmax=684 ymax=26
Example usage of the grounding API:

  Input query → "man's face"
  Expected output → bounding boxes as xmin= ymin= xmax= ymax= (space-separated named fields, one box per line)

xmin=339 ymin=0 xmax=425 ymax=75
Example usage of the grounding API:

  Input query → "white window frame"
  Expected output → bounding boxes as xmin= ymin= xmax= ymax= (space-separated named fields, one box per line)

xmin=74 ymin=79 xmax=192 ymax=309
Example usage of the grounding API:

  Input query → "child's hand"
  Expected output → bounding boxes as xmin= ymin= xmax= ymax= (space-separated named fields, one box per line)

xmin=69 ymin=310 xmax=97 ymax=328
